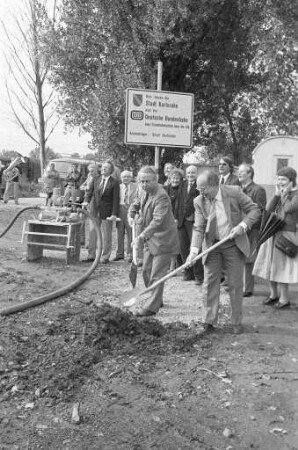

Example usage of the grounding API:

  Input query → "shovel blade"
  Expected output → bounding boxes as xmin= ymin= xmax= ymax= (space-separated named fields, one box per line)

xmin=121 ymin=286 xmax=153 ymax=308
xmin=129 ymin=262 xmax=138 ymax=288
xmin=121 ymin=287 xmax=145 ymax=307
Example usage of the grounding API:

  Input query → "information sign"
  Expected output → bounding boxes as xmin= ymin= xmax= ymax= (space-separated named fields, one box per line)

xmin=125 ymin=88 xmax=194 ymax=148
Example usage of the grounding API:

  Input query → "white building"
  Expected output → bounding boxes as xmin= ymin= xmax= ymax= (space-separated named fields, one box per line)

xmin=252 ymin=136 xmax=298 ymax=198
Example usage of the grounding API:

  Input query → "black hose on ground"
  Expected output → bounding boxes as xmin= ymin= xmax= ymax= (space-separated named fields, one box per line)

xmin=0 ymin=206 xmax=41 ymax=238
xmin=0 ymin=208 xmax=102 ymax=316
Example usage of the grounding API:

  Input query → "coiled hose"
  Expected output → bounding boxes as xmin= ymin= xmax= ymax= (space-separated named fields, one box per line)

xmin=0 ymin=207 xmax=102 ymax=316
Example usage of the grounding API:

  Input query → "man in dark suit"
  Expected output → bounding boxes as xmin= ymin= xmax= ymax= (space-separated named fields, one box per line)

xmin=238 ymin=163 xmax=267 ymax=297
xmin=187 ymin=170 xmax=261 ymax=334
xmin=85 ymin=161 xmax=120 ymax=263
xmin=129 ymin=166 xmax=179 ymax=317
xmin=218 ymin=156 xmax=240 ymax=186
xmin=113 ymin=170 xmax=138 ymax=262
xmin=176 ymin=165 xmax=204 ymax=284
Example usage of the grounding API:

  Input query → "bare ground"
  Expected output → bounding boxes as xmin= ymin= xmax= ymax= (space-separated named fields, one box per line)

xmin=0 ymin=200 xmax=298 ymax=450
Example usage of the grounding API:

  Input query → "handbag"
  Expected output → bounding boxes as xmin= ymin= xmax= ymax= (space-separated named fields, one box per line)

xmin=275 ymin=234 xmax=298 ymax=257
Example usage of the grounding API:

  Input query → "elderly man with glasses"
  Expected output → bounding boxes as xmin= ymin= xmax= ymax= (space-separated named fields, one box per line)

xmin=129 ymin=166 xmax=179 ymax=317
xmin=187 ymin=170 xmax=261 ymax=335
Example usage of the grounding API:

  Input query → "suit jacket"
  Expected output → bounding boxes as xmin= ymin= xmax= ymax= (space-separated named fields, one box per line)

xmin=129 ymin=185 xmax=179 ymax=256
xmin=242 ymin=181 xmax=267 ymax=262
xmin=222 ymin=173 xmax=240 ymax=186
xmin=176 ymin=180 xmax=200 ymax=228
xmin=191 ymin=185 xmax=261 ymax=260
xmin=242 ymin=181 xmax=267 ymax=230
xmin=86 ymin=175 xmax=120 ymax=219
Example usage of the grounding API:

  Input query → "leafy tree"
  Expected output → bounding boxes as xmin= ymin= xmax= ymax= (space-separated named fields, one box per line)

xmin=69 ymin=152 xmax=81 ymax=159
xmin=29 ymin=146 xmax=60 ymax=162
xmin=0 ymin=150 xmax=21 ymax=161
xmin=49 ymin=0 xmax=296 ymax=168
xmin=82 ymin=152 xmax=100 ymax=160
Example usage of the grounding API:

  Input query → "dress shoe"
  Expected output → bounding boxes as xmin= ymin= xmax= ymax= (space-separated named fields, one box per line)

xmin=232 ymin=325 xmax=243 ymax=334
xmin=82 ymin=257 xmax=95 ymax=262
xmin=195 ymin=278 xmax=204 ymax=286
xmin=243 ymin=291 xmax=253 ymax=297
xmin=127 ymin=257 xmax=133 ymax=263
xmin=135 ymin=309 xmax=156 ymax=317
xmin=262 ymin=296 xmax=279 ymax=305
xmin=102 ymin=259 xmax=109 ymax=264
xmin=112 ymin=256 xmax=124 ymax=261
xmin=275 ymin=301 xmax=290 ymax=309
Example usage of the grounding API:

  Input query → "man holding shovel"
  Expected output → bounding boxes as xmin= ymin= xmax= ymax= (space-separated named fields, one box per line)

xmin=187 ymin=170 xmax=261 ymax=334
xmin=129 ymin=166 xmax=179 ymax=317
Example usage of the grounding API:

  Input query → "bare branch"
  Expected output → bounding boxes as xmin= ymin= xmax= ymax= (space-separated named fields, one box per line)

xmin=6 ymin=84 xmax=39 ymax=145
xmin=45 ymin=116 xmax=60 ymax=142
xmin=7 ymin=82 xmax=39 ymax=135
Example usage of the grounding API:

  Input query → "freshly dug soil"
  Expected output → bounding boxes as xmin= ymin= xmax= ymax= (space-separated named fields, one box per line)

xmin=0 ymin=203 xmax=297 ymax=450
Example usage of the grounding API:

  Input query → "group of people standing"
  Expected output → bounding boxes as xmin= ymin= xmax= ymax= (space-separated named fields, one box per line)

xmin=47 ymin=156 xmax=298 ymax=335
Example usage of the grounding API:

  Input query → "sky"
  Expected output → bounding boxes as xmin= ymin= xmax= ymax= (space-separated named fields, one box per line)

xmin=0 ymin=0 xmax=92 ymax=158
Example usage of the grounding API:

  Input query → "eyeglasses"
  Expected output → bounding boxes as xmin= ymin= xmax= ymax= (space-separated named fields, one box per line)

xmin=219 ymin=163 xmax=228 ymax=166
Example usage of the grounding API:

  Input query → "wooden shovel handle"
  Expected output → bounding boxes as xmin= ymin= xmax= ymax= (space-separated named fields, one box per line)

xmin=131 ymin=218 xmax=138 ymax=265
xmin=140 ymin=234 xmax=232 ymax=296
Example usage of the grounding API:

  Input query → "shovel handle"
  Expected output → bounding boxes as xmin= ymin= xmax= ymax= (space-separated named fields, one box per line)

xmin=131 ymin=219 xmax=138 ymax=265
xmin=140 ymin=234 xmax=232 ymax=296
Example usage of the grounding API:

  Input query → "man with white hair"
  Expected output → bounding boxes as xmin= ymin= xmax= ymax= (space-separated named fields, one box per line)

xmin=129 ymin=166 xmax=179 ymax=316
xmin=187 ymin=170 xmax=261 ymax=334
xmin=113 ymin=170 xmax=138 ymax=262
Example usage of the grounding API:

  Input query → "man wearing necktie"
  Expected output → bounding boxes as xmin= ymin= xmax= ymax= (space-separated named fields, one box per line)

xmin=187 ymin=170 xmax=261 ymax=334
xmin=218 ymin=156 xmax=240 ymax=186
xmin=238 ymin=163 xmax=267 ymax=297
xmin=129 ymin=166 xmax=179 ymax=317
xmin=84 ymin=161 xmax=120 ymax=263
xmin=176 ymin=165 xmax=204 ymax=285
xmin=113 ymin=170 xmax=138 ymax=262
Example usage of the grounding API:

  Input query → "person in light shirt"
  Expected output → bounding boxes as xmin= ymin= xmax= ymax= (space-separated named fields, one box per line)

xmin=187 ymin=170 xmax=261 ymax=335
xmin=113 ymin=170 xmax=138 ymax=262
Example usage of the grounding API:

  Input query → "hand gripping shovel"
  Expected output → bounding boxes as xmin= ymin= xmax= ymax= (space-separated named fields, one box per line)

xmin=128 ymin=219 xmax=138 ymax=288
xmin=122 ymin=234 xmax=231 ymax=308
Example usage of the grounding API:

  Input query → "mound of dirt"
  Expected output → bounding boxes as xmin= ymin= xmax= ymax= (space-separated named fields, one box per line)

xmin=0 ymin=305 xmax=202 ymax=404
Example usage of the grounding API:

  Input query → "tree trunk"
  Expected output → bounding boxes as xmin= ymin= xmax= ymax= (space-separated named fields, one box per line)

xmin=223 ymin=98 xmax=240 ymax=164
xmin=36 ymin=68 xmax=46 ymax=171
xmin=32 ymin=0 xmax=46 ymax=171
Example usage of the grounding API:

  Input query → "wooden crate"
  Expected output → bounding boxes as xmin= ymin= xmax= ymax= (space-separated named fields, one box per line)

xmin=22 ymin=220 xmax=81 ymax=264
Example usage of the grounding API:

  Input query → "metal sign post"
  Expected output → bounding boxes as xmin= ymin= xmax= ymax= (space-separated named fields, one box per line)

xmin=155 ymin=61 xmax=163 ymax=170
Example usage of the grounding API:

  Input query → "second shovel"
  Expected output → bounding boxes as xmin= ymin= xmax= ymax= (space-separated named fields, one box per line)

xmin=129 ymin=219 xmax=138 ymax=288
